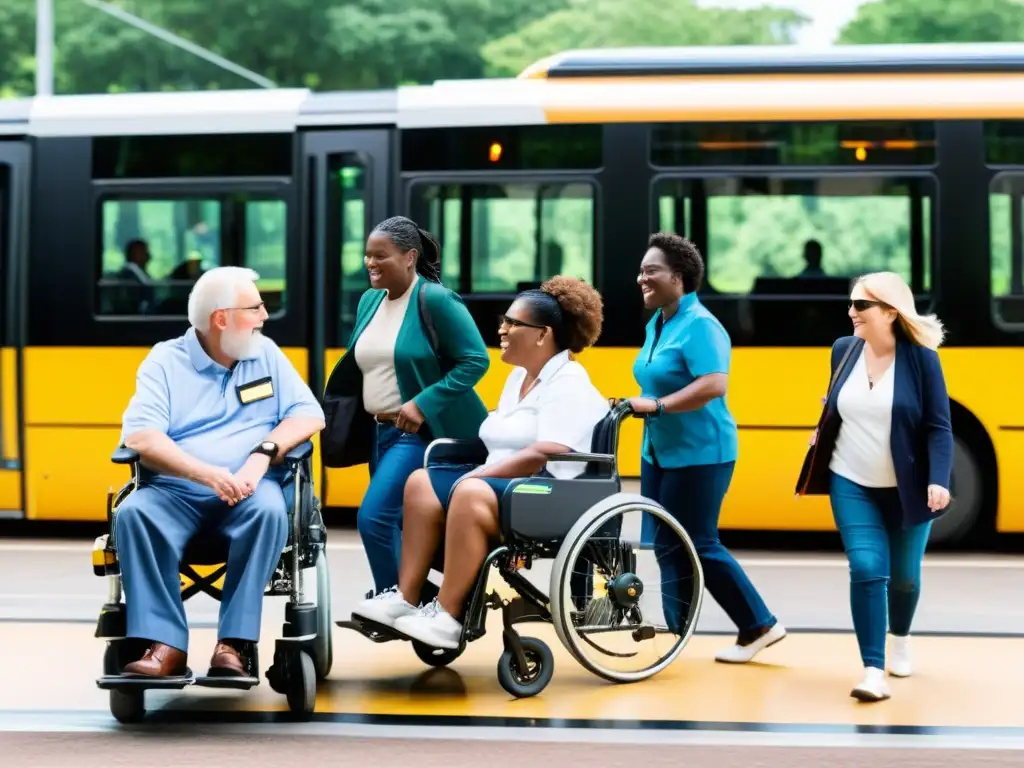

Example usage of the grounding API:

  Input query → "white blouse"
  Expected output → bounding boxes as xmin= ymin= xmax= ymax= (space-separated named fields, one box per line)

xmin=353 ymin=274 xmax=418 ymax=413
xmin=829 ymin=348 xmax=898 ymax=488
xmin=478 ymin=350 xmax=610 ymax=479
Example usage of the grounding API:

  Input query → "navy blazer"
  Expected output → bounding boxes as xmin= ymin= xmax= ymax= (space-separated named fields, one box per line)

xmin=817 ymin=335 xmax=954 ymax=527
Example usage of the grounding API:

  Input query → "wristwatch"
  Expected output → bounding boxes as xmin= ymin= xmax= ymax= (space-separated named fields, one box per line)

xmin=251 ymin=441 xmax=279 ymax=460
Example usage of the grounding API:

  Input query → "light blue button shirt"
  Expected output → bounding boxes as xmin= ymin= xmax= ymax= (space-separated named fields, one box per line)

xmin=632 ymin=292 xmax=738 ymax=469
xmin=121 ymin=328 xmax=324 ymax=477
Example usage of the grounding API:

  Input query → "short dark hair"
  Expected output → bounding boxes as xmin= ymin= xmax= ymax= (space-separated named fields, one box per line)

xmin=371 ymin=216 xmax=442 ymax=283
xmin=648 ymin=232 xmax=704 ymax=293
xmin=518 ymin=276 xmax=603 ymax=354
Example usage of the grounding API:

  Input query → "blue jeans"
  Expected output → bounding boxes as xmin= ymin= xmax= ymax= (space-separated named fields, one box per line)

xmin=641 ymin=459 xmax=777 ymax=636
xmin=358 ymin=423 xmax=427 ymax=593
xmin=829 ymin=472 xmax=933 ymax=669
xmin=116 ymin=475 xmax=289 ymax=651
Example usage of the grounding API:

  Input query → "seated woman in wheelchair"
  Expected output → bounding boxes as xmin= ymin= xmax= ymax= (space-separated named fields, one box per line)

xmin=352 ymin=276 xmax=609 ymax=649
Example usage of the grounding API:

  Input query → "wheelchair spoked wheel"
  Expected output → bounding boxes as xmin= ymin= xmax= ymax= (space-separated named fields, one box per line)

xmin=313 ymin=551 xmax=333 ymax=681
xmin=496 ymin=636 xmax=554 ymax=698
xmin=549 ymin=495 xmax=705 ymax=685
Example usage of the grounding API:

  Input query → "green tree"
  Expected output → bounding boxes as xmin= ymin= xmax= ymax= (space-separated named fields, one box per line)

xmin=0 ymin=0 xmax=35 ymax=98
xmin=838 ymin=0 xmax=1024 ymax=44
xmin=482 ymin=0 xmax=807 ymax=77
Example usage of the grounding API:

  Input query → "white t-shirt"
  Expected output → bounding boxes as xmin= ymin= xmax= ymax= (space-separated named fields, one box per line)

xmin=478 ymin=350 xmax=610 ymax=479
xmin=354 ymin=274 xmax=418 ymax=413
xmin=829 ymin=348 xmax=898 ymax=488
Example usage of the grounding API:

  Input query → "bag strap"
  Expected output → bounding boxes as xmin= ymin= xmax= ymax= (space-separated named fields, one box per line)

xmin=825 ymin=339 xmax=859 ymax=401
xmin=418 ymin=281 xmax=440 ymax=356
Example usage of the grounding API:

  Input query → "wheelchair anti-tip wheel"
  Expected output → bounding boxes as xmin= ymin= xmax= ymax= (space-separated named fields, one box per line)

xmin=496 ymin=636 xmax=554 ymax=698
xmin=549 ymin=494 xmax=705 ymax=685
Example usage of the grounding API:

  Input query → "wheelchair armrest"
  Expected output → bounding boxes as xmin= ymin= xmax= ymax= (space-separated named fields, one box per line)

xmin=111 ymin=446 xmax=140 ymax=465
xmin=424 ymin=438 xmax=488 ymax=468
xmin=283 ymin=440 xmax=314 ymax=465
xmin=547 ymin=452 xmax=615 ymax=464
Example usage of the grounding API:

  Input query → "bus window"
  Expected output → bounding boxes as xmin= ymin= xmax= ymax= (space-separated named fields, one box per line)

xmin=990 ymin=174 xmax=1024 ymax=325
xmin=408 ymin=181 xmax=595 ymax=293
xmin=96 ymin=195 xmax=287 ymax=317
xmin=243 ymin=199 xmax=288 ymax=313
xmin=654 ymin=175 xmax=933 ymax=296
xmin=334 ymin=158 xmax=368 ymax=343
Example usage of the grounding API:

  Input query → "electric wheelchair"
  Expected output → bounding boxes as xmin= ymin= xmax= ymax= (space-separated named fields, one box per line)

xmin=338 ymin=401 xmax=707 ymax=698
xmin=92 ymin=440 xmax=332 ymax=722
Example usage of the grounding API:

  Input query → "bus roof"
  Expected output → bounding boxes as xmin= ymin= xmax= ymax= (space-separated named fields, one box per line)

xmin=518 ymin=42 xmax=1024 ymax=79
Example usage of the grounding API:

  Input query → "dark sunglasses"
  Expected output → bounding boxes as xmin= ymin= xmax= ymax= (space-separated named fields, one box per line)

xmin=849 ymin=299 xmax=887 ymax=312
xmin=498 ymin=314 xmax=546 ymax=330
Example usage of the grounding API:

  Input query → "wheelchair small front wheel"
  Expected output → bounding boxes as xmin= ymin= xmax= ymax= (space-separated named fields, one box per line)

xmin=109 ymin=688 xmax=145 ymax=724
xmin=496 ymin=637 xmax=553 ymax=698
xmin=413 ymin=640 xmax=462 ymax=668
xmin=285 ymin=650 xmax=316 ymax=717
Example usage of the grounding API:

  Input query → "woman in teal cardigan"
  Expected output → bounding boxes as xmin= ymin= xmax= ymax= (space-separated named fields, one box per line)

xmin=322 ymin=216 xmax=489 ymax=598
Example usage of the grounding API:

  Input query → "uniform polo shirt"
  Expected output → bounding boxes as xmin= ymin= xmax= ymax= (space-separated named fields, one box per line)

xmin=121 ymin=327 xmax=324 ymax=478
xmin=632 ymin=292 xmax=738 ymax=469
xmin=478 ymin=350 xmax=610 ymax=479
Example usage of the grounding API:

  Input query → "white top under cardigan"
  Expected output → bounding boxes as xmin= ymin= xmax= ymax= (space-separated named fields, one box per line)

xmin=829 ymin=347 xmax=899 ymax=488
xmin=353 ymin=274 xmax=419 ymax=414
xmin=478 ymin=350 xmax=610 ymax=479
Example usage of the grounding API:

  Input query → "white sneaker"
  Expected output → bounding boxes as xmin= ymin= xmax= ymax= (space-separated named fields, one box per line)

xmin=394 ymin=599 xmax=463 ymax=650
xmin=851 ymin=666 xmax=891 ymax=702
xmin=714 ymin=622 xmax=787 ymax=663
xmin=352 ymin=586 xmax=417 ymax=628
xmin=888 ymin=634 xmax=913 ymax=677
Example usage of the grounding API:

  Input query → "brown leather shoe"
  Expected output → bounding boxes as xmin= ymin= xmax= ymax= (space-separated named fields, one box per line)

xmin=209 ymin=641 xmax=247 ymax=676
xmin=123 ymin=642 xmax=187 ymax=677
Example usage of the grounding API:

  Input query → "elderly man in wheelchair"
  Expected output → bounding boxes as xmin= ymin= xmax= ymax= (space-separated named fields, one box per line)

xmin=340 ymin=278 xmax=706 ymax=697
xmin=94 ymin=266 xmax=328 ymax=721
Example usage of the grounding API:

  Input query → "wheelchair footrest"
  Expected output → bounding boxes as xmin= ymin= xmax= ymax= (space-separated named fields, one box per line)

xmin=193 ymin=675 xmax=259 ymax=690
xmin=336 ymin=617 xmax=404 ymax=644
xmin=97 ymin=670 xmax=195 ymax=690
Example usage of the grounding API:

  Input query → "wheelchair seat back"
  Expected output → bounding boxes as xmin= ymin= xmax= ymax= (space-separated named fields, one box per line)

xmin=498 ymin=404 xmax=628 ymax=548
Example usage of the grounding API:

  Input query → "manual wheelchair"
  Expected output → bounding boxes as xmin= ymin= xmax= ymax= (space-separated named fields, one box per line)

xmin=92 ymin=440 xmax=332 ymax=722
xmin=338 ymin=401 xmax=707 ymax=698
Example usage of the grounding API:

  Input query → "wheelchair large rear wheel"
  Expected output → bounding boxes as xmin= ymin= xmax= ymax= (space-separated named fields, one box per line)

xmin=549 ymin=494 xmax=704 ymax=684
xmin=313 ymin=551 xmax=333 ymax=680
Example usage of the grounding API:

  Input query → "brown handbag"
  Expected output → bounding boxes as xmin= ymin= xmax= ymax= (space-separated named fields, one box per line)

xmin=795 ymin=340 xmax=860 ymax=496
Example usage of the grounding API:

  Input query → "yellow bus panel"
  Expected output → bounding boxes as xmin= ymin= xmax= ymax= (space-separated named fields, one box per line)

xmin=22 ymin=345 xmax=310 ymax=521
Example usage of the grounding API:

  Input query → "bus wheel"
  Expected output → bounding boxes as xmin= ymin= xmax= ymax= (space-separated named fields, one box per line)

xmin=928 ymin=435 xmax=982 ymax=546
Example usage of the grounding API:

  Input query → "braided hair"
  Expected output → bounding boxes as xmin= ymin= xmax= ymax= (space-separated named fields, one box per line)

xmin=371 ymin=216 xmax=442 ymax=283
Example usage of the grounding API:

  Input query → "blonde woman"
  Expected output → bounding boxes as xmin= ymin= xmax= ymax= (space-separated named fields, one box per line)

xmin=797 ymin=272 xmax=952 ymax=702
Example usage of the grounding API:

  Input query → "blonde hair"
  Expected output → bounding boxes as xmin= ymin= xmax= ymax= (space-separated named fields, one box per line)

xmin=854 ymin=271 xmax=945 ymax=350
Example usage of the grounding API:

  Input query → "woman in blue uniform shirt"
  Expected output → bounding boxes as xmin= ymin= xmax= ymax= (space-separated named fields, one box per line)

xmin=627 ymin=232 xmax=785 ymax=663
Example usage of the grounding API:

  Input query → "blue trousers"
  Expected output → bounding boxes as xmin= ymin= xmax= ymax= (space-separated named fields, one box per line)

xmin=641 ymin=459 xmax=777 ymax=636
xmin=115 ymin=475 xmax=289 ymax=652
xmin=357 ymin=424 xmax=428 ymax=594
xmin=829 ymin=472 xmax=932 ymax=669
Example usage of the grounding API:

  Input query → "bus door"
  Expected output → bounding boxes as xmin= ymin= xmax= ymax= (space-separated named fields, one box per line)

xmin=302 ymin=130 xmax=391 ymax=510
xmin=0 ymin=141 xmax=29 ymax=517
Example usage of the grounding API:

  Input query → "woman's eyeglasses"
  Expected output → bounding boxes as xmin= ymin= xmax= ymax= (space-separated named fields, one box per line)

xmin=849 ymin=299 xmax=886 ymax=312
xmin=498 ymin=314 xmax=546 ymax=330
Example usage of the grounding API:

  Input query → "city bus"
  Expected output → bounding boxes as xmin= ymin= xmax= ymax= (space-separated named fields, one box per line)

xmin=3 ymin=42 xmax=1024 ymax=545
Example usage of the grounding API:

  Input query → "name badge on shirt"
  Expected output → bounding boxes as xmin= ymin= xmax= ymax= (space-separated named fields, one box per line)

xmin=237 ymin=376 xmax=274 ymax=405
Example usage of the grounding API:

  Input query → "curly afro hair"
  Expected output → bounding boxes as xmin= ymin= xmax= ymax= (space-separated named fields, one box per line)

xmin=538 ymin=275 xmax=604 ymax=353
xmin=648 ymin=232 xmax=704 ymax=293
